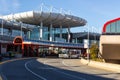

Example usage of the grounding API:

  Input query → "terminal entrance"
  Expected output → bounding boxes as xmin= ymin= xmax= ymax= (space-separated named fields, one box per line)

xmin=12 ymin=36 xmax=86 ymax=57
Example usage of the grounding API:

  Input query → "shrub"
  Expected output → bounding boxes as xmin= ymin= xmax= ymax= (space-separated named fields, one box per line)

xmin=90 ymin=43 xmax=99 ymax=60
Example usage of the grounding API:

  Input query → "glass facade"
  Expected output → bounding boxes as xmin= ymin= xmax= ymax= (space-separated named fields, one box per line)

xmin=29 ymin=26 xmax=67 ymax=41
xmin=0 ymin=24 xmax=68 ymax=42
xmin=0 ymin=28 xmax=24 ymax=36
xmin=30 ymin=27 xmax=40 ymax=40
xmin=106 ymin=20 xmax=120 ymax=33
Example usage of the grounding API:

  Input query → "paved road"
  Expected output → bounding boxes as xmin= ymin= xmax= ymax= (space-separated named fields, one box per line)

xmin=0 ymin=58 xmax=120 ymax=80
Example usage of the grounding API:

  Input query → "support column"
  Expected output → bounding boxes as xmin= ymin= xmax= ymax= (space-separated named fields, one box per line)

xmin=1 ymin=19 xmax=3 ymax=35
xmin=36 ymin=46 xmax=39 ymax=57
xmin=24 ymin=31 xmax=27 ymax=39
xmin=40 ymin=21 xmax=43 ymax=40
xmin=28 ymin=31 xmax=30 ymax=39
xmin=75 ymin=38 xmax=77 ymax=43
xmin=50 ymin=23 xmax=53 ymax=41
xmin=22 ymin=44 xmax=24 ymax=57
xmin=67 ymin=26 xmax=70 ymax=43
xmin=20 ymin=22 xmax=23 ymax=37
xmin=8 ymin=28 xmax=12 ymax=36
xmin=60 ymin=25 xmax=62 ymax=39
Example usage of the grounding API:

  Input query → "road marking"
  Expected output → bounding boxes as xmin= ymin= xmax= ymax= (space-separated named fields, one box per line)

xmin=40 ymin=59 xmax=86 ymax=80
xmin=25 ymin=60 xmax=47 ymax=80
xmin=61 ymin=60 xmax=86 ymax=80
xmin=62 ymin=60 xmax=70 ymax=66
xmin=0 ymin=73 xmax=8 ymax=80
xmin=38 ymin=67 xmax=56 ymax=70
xmin=55 ymin=69 xmax=86 ymax=80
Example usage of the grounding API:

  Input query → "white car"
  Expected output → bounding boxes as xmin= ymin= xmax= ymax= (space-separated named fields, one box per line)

xmin=70 ymin=53 xmax=80 ymax=58
xmin=58 ymin=53 xmax=69 ymax=58
xmin=59 ymin=53 xmax=80 ymax=59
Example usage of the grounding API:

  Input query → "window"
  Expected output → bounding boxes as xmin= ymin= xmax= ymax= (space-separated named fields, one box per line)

xmin=106 ymin=24 xmax=111 ymax=33
xmin=116 ymin=20 xmax=120 ymax=33
xmin=111 ymin=22 xmax=116 ymax=33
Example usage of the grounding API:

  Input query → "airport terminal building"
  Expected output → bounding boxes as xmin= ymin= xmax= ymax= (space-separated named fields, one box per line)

xmin=0 ymin=10 xmax=88 ymax=57
xmin=100 ymin=17 xmax=120 ymax=63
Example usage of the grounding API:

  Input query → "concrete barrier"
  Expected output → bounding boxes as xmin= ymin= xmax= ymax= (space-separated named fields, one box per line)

xmin=80 ymin=58 xmax=120 ymax=73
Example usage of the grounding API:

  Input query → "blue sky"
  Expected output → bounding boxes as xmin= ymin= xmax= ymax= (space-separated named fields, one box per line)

xmin=0 ymin=0 xmax=120 ymax=33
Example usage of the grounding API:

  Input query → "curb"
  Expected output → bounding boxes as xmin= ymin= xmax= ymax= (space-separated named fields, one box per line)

xmin=80 ymin=58 xmax=120 ymax=73
xmin=0 ymin=57 xmax=38 ymax=65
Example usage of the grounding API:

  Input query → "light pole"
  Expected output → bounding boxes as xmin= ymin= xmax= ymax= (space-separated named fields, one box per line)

xmin=1 ymin=17 xmax=3 ymax=35
xmin=20 ymin=21 xmax=22 ymax=37
xmin=92 ymin=26 xmax=98 ymax=44
xmin=87 ymin=24 xmax=90 ymax=61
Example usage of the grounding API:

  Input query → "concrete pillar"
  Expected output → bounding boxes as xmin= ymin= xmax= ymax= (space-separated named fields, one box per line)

xmin=60 ymin=25 xmax=62 ymax=39
xmin=76 ymin=38 xmax=77 ymax=43
xmin=50 ymin=23 xmax=53 ymax=41
xmin=40 ymin=22 xmax=43 ymax=40
xmin=28 ymin=30 xmax=31 ymax=39
xmin=67 ymin=26 xmax=70 ymax=43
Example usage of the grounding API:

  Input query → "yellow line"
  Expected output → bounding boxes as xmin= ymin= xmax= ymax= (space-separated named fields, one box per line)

xmin=0 ymin=57 xmax=38 ymax=65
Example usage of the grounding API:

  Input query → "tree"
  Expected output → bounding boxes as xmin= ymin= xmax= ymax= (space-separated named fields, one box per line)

xmin=90 ymin=43 xmax=99 ymax=60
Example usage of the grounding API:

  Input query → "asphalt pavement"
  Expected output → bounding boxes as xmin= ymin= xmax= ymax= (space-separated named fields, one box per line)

xmin=0 ymin=58 xmax=120 ymax=80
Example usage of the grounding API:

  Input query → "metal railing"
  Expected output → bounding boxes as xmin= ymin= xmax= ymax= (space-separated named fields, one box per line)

xmin=24 ymin=39 xmax=84 ymax=48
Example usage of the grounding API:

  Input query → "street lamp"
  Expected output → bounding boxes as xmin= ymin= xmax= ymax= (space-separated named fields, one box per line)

xmin=86 ymin=24 xmax=90 ymax=61
xmin=87 ymin=24 xmax=90 ymax=61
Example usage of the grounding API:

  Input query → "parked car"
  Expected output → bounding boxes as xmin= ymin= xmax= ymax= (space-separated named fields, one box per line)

xmin=59 ymin=52 xmax=80 ymax=59
xmin=59 ymin=53 xmax=69 ymax=58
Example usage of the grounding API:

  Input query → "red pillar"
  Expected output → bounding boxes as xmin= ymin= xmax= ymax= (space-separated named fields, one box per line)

xmin=22 ymin=44 xmax=24 ymax=57
xmin=27 ymin=45 xmax=29 ymax=57
xmin=36 ymin=46 xmax=39 ymax=57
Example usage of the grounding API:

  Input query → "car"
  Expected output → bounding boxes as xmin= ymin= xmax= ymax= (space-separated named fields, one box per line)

xmin=59 ymin=53 xmax=69 ymax=58
xmin=59 ymin=52 xmax=80 ymax=59
xmin=69 ymin=52 xmax=80 ymax=59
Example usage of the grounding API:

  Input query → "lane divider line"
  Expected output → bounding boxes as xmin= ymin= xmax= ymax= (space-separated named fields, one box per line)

xmin=25 ymin=60 xmax=47 ymax=80
xmin=55 ymin=69 xmax=86 ymax=80
xmin=0 ymin=73 xmax=8 ymax=80
xmin=61 ymin=60 xmax=86 ymax=80
xmin=38 ymin=59 xmax=86 ymax=80
xmin=0 ymin=57 xmax=37 ymax=80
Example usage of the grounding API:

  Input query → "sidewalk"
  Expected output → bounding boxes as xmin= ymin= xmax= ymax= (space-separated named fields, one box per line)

xmin=62 ymin=58 xmax=120 ymax=73
xmin=80 ymin=58 xmax=120 ymax=73
xmin=62 ymin=59 xmax=82 ymax=67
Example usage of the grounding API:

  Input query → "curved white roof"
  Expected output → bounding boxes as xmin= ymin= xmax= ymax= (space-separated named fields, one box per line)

xmin=0 ymin=19 xmax=35 ymax=31
xmin=1 ymin=11 xmax=87 ymax=28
